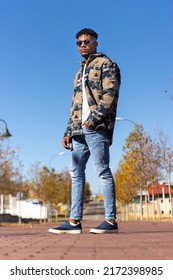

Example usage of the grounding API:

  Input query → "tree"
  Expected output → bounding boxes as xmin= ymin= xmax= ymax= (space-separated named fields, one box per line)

xmin=154 ymin=126 xmax=173 ymax=216
xmin=115 ymin=157 xmax=139 ymax=204
xmin=115 ymin=124 xmax=163 ymax=204
xmin=84 ymin=182 xmax=92 ymax=202
xmin=0 ymin=141 xmax=21 ymax=195
xmin=27 ymin=163 xmax=71 ymax=210
xmin=154 ymin=126 xmax=173 ymax=182
xmin=27 ymin=162 xmax=92 ymax=209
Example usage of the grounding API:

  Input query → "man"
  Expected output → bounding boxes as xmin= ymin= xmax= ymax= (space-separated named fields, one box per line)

xmin=49 ymin=28 xmax=121 ymax=234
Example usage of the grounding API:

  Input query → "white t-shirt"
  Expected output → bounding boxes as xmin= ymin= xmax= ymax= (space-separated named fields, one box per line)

xmin=82 ymin=65 xmax=90 ymax=124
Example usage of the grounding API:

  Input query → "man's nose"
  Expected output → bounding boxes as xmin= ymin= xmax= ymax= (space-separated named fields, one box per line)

xmin=81 ymin=41 xmax=86 ymax=46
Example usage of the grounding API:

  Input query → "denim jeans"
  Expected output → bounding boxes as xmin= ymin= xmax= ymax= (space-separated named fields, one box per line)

xmin=69 ymin=127 xmax=116 ymax=221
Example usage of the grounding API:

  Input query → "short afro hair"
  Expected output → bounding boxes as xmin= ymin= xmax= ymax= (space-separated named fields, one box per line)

xmin=76 ymin=28 xmax=98 ymax=39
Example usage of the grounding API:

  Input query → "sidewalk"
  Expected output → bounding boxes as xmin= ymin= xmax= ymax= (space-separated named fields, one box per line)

xmin=0 ymin=220 xmax=173 ymax=260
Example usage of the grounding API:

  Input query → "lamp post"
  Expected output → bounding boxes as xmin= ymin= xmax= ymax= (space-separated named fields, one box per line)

xmin=0 ymin=119 xmax=12 ymax=225
xmin=48 ymin=151 xmax=66 ymax=221
xmin=167 ymin=161 xmax=173 ymax=221
xmin=49 ymin=152 xmax=65 ymax=170
xmin=116 ymin=117 xmax=136 ymax=126
xmin=0 ymin=119 xmax=12 ymax=139
xmin=147 ymin=178 xmax=158 ymax=221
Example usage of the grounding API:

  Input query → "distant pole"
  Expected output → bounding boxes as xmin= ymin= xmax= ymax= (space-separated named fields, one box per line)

xmin=140 ymin=185 xmax=143 ymax=221
xmin=17 ymin=192 xmax=23 ymax=224
xmin=0 ymin=194 xmax=3 ymax=225
xmin=168 ymin=163 xmax=173 ymax=221
xmin=48 ymin=152 xmax=65 ymax=222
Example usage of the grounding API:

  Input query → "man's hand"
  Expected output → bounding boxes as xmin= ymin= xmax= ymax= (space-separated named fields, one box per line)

xmin=62 ymin=136 xmax=72 ymax=150
xmin=82 ymin=121 xmax=90 ymax=129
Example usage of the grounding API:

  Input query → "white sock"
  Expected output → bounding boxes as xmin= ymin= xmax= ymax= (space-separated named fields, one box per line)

xmin=107 ymin=221 xmax=115 ymax=226
xmin=69 ymin=222 xmax=78 ymax=226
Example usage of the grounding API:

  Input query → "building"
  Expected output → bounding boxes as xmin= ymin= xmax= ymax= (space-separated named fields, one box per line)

xmin=0 ymin=194 xmax=48 ymax=223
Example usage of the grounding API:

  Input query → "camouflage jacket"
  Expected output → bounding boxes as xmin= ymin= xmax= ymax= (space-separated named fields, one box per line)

xmin=64 ymin=53 xmax=121 ymax=145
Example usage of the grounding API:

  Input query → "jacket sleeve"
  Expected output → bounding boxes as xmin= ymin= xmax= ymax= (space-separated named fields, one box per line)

xmin=64 ymin=120 xmax=72 ymax=137
xmin=63 ymin=99 xmax=73 ymax=137
xmin=86 ymin=61 xmax=121 ymax=128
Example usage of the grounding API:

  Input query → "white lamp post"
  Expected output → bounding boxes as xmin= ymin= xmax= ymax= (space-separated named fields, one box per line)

xmin=116 ymin=117 xmax=136 ymax=126
xmin=48 ymin=151 xmax=66 ymax=222
xmin=49 ymin=152 xmax=65 ymax=170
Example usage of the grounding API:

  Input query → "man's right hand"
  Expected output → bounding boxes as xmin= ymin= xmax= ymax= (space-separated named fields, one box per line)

xmin=62 ymin=136 xmax=72 ymax=150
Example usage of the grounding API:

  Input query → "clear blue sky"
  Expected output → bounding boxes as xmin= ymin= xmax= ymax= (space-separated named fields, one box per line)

xmin=1 ymin=0 xmax=173 ymax=194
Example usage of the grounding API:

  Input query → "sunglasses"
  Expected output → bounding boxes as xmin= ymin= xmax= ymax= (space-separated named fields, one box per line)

xmin=76 ymin=39 xmax=95 ymax=47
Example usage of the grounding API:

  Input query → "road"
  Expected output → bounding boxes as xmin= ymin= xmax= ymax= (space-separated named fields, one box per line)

xmin=83 ymin=200 xmax=105 ymax=221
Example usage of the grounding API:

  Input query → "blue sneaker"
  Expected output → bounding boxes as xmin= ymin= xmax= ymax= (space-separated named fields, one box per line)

xmin=49 ymin=221 xmax=82 ymax=234
xmin=90 ymin=221 xmax=118 ymax=234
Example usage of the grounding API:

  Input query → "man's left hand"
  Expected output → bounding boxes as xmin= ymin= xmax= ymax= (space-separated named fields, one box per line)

xmin=82 ymin=121 xmax=90 ymax=129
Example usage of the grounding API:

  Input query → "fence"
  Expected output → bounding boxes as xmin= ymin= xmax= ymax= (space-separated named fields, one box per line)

xmin=120 ymin=197 xmax=173 ymax=221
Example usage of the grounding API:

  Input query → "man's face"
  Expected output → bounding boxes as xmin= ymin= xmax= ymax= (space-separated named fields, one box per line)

xmin=76 ymin=34 xmax=98 ymax=59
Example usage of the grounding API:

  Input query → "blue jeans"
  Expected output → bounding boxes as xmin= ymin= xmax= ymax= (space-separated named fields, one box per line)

xmin=69 ymin=127 xmax=116 ymax=221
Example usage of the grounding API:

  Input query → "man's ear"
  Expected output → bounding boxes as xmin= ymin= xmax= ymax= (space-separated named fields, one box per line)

xmin=93 ymin=41 xmax=98 ymax=49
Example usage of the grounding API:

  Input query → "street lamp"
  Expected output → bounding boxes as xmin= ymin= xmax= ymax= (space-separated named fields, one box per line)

xmin=48 ymin=151 xmax=66 ymax=221
xmin=0 ymin=119 xmax=12 ymax=225
xmin=116 ymin=117 xmax=136 ymax=126
xmin=147 ymin=178 xmax=158 ymax=221
xmin=49 ymin=151 xmax=65 ymax=170
xmin=0 ymin=119 xmax=12 ymax=138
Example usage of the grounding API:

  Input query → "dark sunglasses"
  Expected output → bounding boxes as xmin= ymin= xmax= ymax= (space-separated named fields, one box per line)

xmin=76 ymin=39 xmax=95 ymax=47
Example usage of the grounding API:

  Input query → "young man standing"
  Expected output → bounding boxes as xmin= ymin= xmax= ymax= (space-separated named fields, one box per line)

xmin=49 ymin=28 xmax=121 ymax=234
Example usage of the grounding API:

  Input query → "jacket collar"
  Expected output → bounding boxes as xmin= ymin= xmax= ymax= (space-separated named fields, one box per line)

xmin=80 ymin=52 xmax=106 ymax=67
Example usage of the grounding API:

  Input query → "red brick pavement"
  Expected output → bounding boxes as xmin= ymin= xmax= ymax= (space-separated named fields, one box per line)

xmin=0 ymin=220 xmax=173 ymax=260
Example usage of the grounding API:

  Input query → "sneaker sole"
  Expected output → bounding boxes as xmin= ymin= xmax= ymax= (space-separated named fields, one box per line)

xmin=89 ymin=229 xmax=118 ymax=234
xmin=48 ymin=229 xmax=82 ymax=234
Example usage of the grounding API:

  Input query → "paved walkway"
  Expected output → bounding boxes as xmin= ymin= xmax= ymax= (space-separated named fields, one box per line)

xmin=0 ymin=220 xmax=173 ymax=260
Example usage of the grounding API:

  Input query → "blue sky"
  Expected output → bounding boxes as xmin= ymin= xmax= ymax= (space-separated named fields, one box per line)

xmin=0 ymin=0 xmax=173 ymax=194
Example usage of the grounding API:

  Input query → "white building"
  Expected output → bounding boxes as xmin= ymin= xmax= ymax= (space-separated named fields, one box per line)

xmin=0 ymin=194 xmax=48 ymax=222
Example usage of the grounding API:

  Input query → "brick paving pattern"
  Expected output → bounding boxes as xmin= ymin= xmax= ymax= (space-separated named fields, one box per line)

xmin=0 ymin=220 xmax=173 ymax=260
